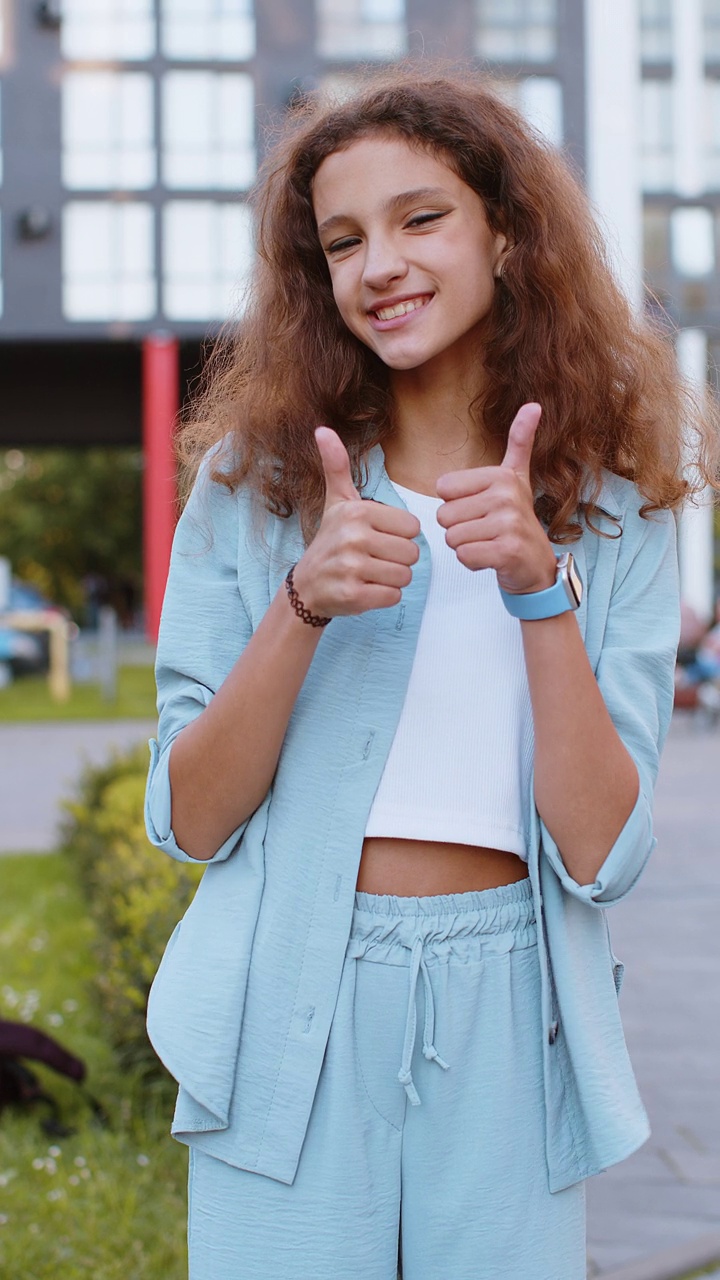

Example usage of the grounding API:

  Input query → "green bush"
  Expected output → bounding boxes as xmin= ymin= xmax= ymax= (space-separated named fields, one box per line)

xmin=61 ymin=747 xmax=203 ymax=1072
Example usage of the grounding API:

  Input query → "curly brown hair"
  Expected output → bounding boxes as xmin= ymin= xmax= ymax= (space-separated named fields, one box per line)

xmin=178 ymin=63 xmax=718 ymax=543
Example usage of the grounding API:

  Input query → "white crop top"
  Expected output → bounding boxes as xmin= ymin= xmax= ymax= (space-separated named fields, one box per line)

xmin=364 ymin=481 xmax=534 ymax=859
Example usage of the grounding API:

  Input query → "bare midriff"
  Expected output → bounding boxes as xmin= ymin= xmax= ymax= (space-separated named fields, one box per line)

xmin=356 ymin=836 xmax=529 ymax=896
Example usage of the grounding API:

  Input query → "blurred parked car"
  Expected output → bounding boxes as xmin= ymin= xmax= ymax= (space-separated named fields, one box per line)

xmin=0 ymin=580 xmax=63 ymax=677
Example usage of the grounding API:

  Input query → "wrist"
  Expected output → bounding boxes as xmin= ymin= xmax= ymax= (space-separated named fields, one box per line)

xmin=500 ymin=551 xmax=583 ymax=621
xmin=284 ymin=562 xmax=332 ymax=629
xmin=498 ymin=553 xmax=557 ymax=596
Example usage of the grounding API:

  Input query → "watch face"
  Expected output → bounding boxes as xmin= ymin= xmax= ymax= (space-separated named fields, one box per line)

xmin=564 ymin=553 xmax=583 ymax=607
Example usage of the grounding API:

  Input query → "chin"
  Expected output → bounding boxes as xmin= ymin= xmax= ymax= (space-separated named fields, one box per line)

xmin=370 ymin=343 xmax=432 ymax=371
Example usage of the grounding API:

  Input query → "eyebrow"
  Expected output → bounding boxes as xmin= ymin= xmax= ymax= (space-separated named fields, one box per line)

xmin=316 ymin=186 xmax=453 ymax=237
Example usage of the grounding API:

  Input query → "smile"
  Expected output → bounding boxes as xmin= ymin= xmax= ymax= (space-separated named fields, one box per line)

xmin=370 ymin=295 xmax=432 ymax=322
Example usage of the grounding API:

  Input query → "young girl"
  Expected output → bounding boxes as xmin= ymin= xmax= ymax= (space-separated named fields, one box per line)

xmin=145 ymin=67 xmax=716 ymax=1280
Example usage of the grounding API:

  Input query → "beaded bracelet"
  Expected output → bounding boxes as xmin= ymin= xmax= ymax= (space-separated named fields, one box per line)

xmin=284 ymin=564 xmax=332 ymax=628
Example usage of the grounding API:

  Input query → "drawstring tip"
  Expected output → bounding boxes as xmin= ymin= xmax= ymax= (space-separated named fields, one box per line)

xmin=398 ymin=1071 xmax=422 ymax=1106
xmin=423 ymin=1045 xmax=450 ymax=1071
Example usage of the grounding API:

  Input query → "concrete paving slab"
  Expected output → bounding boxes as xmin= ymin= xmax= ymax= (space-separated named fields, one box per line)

xmin=0 ymin=720 xmax=157 ymax=852
xmin=594 ymin=1232 xmax=720 ymax=1280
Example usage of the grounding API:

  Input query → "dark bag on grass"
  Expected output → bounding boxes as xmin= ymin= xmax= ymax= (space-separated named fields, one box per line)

xmin=0 ymin=1019 xmax=107 ymax=1136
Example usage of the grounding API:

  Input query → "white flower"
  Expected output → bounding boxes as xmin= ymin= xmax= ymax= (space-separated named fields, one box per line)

xmin=47 ymin=1146 xmax=61 ymax=1159
xmin=68 ymin=1175 xmax=80 ymax=1187
xmin=73 ymin=1156 xmax=86 ymax=1168
xmin=45 ymin=1013 xmax=64 ymax=1028
xmin=32 ymin=1158 xmax=44 ymax=1171
xmin=62 ymin=999 xmax=79 ymax=1013
xmin=136 ymin=1154 xmax=150 ymax=1167
xmin=0 ymin=1215 xmax=8 ymax=1226
xmin=46 ymin=1189 xmax=64 ymax=1202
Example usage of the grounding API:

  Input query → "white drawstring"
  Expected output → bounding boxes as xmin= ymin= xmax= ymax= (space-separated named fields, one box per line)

xmin=397 ymin=936 xmax=450 ymax=1106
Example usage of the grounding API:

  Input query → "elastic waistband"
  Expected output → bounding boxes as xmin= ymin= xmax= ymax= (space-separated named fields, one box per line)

xmin=349 ymin=876 xmax=535 ymax=962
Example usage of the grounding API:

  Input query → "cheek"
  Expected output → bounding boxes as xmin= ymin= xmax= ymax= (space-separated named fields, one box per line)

xmin=331 ymin=278 xmax=364 ymax=336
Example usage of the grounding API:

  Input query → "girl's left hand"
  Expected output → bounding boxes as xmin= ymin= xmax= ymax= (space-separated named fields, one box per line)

xmin=436 ymin=402 xmax=558 ymax=595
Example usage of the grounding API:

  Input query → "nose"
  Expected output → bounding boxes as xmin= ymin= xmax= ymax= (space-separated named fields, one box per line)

xmin=361 ymin=233 xmax=408 ymax=292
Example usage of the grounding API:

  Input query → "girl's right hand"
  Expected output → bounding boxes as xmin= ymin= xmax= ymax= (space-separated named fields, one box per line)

xmin=290 ymin=427 xmax=421 ymax=617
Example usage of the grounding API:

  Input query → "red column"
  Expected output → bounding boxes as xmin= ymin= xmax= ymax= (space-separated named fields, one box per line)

xmin=142 ymin=333 xmax=179 ymax=644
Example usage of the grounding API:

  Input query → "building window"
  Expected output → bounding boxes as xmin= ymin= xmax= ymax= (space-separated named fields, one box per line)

xmin=317 ymin=0 xmax=407 ymax=61
xmin=704 ymin=0 xmax=720 ymax=63
xmin=162 ymin=72 xmax=255 ymax=190
xmin=62 ymin=202 xmax=155 ymax=321
xmin=643 ymin=206 xmax=669 ymax=274
xmin=475 ymin=0 xmax=557 ymax=64
xmin=670 ymin=206 xmax=715 ymax=276
xmin=60 ymin=0 xmax=155 ymax=62
xmin=640 ymin=80 xmax=673 ymax=191
xmin=62 ymin=72 xmax=155 ymax=191
xmin=640 ymin=0 xmax=672 ymax=64
xmin=706 ymin=79 xmax=720 ymax=187
xmin=486 ymin=76 xmax=563 ymax=148
xmin=162 ymin=201 xmax=254 ymax=320
xmin=319 ymin=72 xmax=363 ymax=103
xmin=161 ymin=0 xmax=255 ymax=62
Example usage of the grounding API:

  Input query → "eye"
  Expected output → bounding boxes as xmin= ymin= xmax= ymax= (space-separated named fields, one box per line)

xmin=326 ymin=235 xmax=361 ymax=255
xmin=406 ymin=211 xmax=448 ymax=229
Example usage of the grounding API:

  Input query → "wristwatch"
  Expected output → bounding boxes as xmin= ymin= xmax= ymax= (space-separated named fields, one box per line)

xmin=499 ymin=552 xmax=583 ymax=620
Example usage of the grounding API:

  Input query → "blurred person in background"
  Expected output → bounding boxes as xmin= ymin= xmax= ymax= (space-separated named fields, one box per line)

xmin=143 ymin=65 xmax=718 ymax=1280
xmin=678 ymin=598 xmax=720 ymax=691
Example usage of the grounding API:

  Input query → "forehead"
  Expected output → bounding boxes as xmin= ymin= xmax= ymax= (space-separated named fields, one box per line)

xmin=312 ymin=134 xmax=470 ymax=222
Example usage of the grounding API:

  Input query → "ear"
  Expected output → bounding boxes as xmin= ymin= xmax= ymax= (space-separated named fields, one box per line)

xmin=493 ymin=237 xmax=514 ymax=281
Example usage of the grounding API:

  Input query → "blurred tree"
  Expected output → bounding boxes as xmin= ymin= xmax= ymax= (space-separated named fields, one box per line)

xmin=0 ymin=448 xmax=143 ymax=624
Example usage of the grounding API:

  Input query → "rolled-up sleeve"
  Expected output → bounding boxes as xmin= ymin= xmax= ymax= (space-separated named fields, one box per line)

xmin=144 ymin=461 xmax=254 ymax=864
xmin=540 ymin=505 xmax=680 ymax=907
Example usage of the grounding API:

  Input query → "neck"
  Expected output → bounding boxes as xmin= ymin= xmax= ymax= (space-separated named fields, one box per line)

xmin=385 ymin=362 xmax=501 ymax=492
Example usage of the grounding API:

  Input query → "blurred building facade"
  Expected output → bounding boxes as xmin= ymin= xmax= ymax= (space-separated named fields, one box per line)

xmin=0 ymin=0 xmax=716 ymax=634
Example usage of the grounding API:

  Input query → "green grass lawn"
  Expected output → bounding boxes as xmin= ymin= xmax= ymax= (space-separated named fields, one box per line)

xmin=0 ymin=666 xmax=157 ymax=722
xmin=0 ymin=854 xmax=187 ymax=1279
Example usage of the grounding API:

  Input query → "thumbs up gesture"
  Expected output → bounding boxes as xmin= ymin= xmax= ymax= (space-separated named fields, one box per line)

xmin=290 ymin=427 xmax=421 ymax=618
xmin=436 ymin=403 xmax=557 ymax=595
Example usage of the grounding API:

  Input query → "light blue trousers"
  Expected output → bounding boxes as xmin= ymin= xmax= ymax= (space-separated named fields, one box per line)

xmin=187 ymin=879 xmax=586 ymax=1279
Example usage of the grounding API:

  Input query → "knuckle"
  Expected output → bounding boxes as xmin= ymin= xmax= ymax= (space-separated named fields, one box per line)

xmin=383 ymin=587 xmax=402 ymax=608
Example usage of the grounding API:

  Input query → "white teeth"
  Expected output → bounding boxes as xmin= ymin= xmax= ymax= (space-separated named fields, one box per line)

xmin=375 ymin=297 xmax=428 ymax=321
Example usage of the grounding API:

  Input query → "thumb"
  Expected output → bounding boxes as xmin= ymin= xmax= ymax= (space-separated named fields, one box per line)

xmin=315 ymin=426 xmax=361 ymax=508
xmin=501 ymin=403 xmax=542 ymax=477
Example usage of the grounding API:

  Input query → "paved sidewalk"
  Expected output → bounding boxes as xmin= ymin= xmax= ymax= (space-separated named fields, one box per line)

xmin=586 ymin=714 xmax=720 ymax=1276
xmin=0 ymin=719 xmax=156 ymax=852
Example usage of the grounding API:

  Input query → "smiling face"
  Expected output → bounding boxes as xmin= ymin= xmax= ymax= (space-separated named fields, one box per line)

xmin=312 ymin=133 xmax=508 ymax=383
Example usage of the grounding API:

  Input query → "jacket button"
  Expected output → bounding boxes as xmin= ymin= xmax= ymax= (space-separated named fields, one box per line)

xmin=548 ymin=1020 xmax=559 ymax=1045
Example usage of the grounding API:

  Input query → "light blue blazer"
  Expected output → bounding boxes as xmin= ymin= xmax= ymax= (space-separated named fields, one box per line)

xmin=145 ymin=444 xmax=680 ymax=1192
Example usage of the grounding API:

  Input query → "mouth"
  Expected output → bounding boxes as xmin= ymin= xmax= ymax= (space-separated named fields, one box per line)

xmin=368 ymin=294 xmax=433 ymax=326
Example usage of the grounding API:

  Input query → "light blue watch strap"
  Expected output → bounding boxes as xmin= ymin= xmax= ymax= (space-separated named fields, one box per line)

xmin=499 ymin=555 xmax=582 ymax=620
xmin=499 ymin=581 xmax=572 ymax=620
